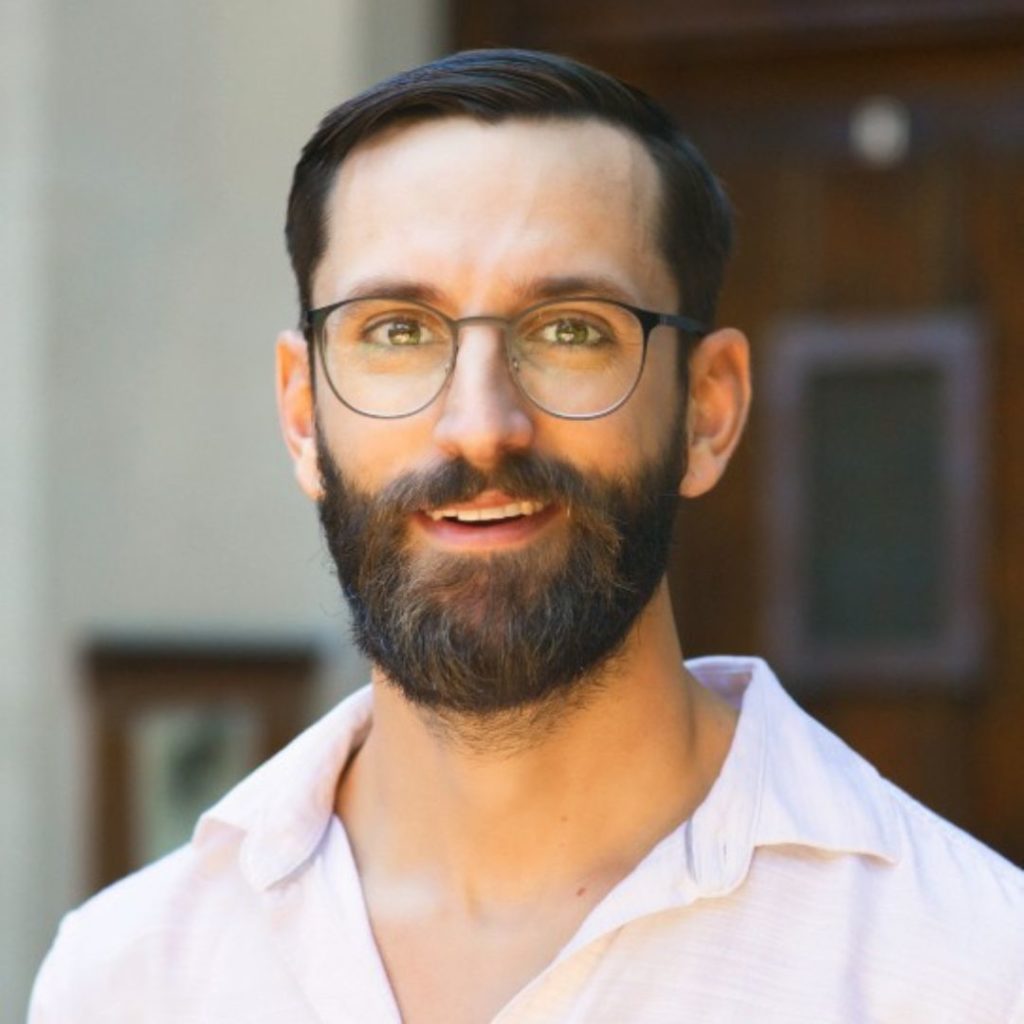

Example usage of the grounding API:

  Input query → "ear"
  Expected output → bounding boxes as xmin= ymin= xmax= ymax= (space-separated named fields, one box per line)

xmin=679 ymin=327 xmax=751 ymax=498
xmin=275 ymin=329 xmax=324 ymax=501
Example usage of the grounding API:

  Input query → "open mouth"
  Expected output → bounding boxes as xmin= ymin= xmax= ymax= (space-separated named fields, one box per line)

xmin=424 ymin=500 xmax=549 ymax=525
xmin=416 ymin=499 xmax=558 ymax=546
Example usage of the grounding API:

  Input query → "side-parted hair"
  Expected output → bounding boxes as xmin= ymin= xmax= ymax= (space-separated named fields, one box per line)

xmin=286 ymin=48 xmax=733 ymax=335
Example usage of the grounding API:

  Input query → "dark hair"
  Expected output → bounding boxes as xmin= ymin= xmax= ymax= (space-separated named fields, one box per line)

xmin=286 ymin=48 xmax=732 ymax=331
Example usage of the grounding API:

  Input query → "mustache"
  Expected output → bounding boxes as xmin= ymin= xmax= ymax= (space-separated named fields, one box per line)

xmin=367 ymin=452 xmax=606 ymax=518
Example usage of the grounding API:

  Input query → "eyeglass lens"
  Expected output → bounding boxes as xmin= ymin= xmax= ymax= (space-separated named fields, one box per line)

xmin=319 ymin=297 xmax=647 ymax=419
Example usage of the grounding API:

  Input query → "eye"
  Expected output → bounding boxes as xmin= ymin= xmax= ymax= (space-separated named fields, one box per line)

xmin=386 ymin=318 xmax=421 ymax=345
xmin=363 ymin=314 xmax=437 ymax=347
xmin=537 ymin=316 xmax=609 ymax=347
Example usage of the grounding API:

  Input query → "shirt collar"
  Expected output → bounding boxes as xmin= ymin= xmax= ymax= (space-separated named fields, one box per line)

xmin=685 ymin=656 xmax=902 ymax=899
xmin=194 ymin=685 xmax=374 ymax=890
xmin=193 ymin=656 xmax=902 ymax=894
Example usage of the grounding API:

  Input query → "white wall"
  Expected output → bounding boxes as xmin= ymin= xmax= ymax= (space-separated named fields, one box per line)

xmin=3 ymin=1 xmax=446 ymax=1018
xmin=0 ymin=0 xmax=48 ymax=1015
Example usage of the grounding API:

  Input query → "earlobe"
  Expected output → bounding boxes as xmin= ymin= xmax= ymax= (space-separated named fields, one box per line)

xmin=275 ymin=329 xmax=324 ymax=501
xmin=678 ymin=327 xmax=751 ymax=499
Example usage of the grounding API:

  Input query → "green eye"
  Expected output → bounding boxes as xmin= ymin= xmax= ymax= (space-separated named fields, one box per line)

xmin=545 ymin=318 xmax=605 ymax=346
xmin=387 ymin=319 xmax=422 ymax=345
xmin=555 ymin=319 xmax=588 ymax=345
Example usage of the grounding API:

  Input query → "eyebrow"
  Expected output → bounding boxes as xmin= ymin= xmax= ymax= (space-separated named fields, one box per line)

xmin=527 ymin=274 xmax=641 ymax=305
xmin=339 ymin=273 xmax=642 ymax=309
xmin=342 ymin=277 xmax=446 ymax=305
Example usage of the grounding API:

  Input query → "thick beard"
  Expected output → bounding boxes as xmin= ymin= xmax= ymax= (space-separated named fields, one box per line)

xmin=316 ymin=419 xmax=685 ymax=728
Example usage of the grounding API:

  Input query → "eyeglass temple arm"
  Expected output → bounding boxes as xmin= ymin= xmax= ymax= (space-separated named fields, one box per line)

xmin=638 ymin=308 xmax=709 ymax=338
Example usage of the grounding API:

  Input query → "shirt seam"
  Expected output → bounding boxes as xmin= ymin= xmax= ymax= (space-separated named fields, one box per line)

xmin=880 ymin=778 xmax=1024 ymax=888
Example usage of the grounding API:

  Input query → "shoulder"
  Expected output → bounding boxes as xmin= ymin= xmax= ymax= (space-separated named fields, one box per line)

xmin=731 ymin=657 xmax=1024 ymax=1016
xmin=865 ymin=781 xmax=1024 ymax=1017
xmin=28 ymin=690 xmax=374 ymax=1023
xmin=29 ymin=830 xmax=252 ymax=1022
xmin=881 ymin=775 xmax=1024 ymax=916
xmin=759 ymin=755 xmax=1024 ymax=1019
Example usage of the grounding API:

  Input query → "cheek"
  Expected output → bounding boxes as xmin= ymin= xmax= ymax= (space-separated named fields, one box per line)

xmin=537 ymin=414 xmax=652 ymax=478
xmin=315 ymin=400 xmax=435 ymax=489
xmin=526 ymin=356 xmax=684 ymax=475
xmin=622 ymin=344 xmax=686 ymax=458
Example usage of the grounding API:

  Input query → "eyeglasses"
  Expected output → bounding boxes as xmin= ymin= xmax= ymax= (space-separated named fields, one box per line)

xmin=302 ymin=295 xmax=708 ymax=420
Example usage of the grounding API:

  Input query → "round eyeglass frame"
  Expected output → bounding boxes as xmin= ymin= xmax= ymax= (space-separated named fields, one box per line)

xmin=302 ymin=295 xmax=709 ymax=421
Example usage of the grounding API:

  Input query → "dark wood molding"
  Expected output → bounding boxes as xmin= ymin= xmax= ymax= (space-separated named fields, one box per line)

xmin=86 ymin=638 xmax=317 ymax=893
xmin=455 ymin=0 xmax=1024 ymax=61
xmin=759 ymin=311 xmax=988 ymax=692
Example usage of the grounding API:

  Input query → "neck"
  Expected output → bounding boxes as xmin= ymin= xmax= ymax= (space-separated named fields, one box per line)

xmin=336 ymin=582 xmax=737 ymax=914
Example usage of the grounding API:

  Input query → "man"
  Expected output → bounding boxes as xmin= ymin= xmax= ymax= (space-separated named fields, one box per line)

xmin=31 ymin=49 xmax=1024 ymax=1023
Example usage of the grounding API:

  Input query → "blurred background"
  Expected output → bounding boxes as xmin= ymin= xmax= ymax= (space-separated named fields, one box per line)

xmin=3 ymin=0 xmax=1023 ymax=1018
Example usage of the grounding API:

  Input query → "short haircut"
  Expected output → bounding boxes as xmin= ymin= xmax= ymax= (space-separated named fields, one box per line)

xmin=286 ymin=48 xmax=733 ymax=337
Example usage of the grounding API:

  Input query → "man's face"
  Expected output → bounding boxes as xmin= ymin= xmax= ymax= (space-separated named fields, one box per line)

xmin=307 ymin=116 xmax=689 ymax=716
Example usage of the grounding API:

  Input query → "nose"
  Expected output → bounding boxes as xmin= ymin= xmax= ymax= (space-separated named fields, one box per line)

xmin=431 ymin=321 xmax=535 ymax=470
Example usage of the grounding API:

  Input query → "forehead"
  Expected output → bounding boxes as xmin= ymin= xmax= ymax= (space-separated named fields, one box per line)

xmin=312 ymin=115 xmax=674 ymax=310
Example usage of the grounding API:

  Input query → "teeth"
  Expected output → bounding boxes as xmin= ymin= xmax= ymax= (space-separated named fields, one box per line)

xmin=425 ymin=500 xmax=547 ymax=522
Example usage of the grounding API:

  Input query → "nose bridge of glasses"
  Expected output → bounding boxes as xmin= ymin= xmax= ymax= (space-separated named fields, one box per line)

xmin=438 ymin=312 xmax=533 ymax=433
xmin=446 ymin=313 xmax=518 ymax=380
xmin=450 ymin=312 xmax=514 ymax=343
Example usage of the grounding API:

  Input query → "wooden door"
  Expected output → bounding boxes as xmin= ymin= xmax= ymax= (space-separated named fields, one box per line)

xmin=663 ymin=47 xmax=1024 ymax=863
xmin=455 ymin=4 xmax=1024 ymax=864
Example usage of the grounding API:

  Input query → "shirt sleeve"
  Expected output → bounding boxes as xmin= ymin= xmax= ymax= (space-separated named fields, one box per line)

xmin=1011 ymin=981 xmax=1024 ymax=1024
xmin=26 ymin=913 xmax=79 ymax=1024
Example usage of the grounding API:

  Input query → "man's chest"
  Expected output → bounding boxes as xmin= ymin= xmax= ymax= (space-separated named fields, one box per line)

xmin=368 ymin=897 xmax=600 ymax=1024
xmin=52 ymin=866 xmax=1015 ymax=1024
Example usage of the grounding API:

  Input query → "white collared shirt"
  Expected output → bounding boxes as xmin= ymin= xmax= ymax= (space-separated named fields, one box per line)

xmin=29 ymin=658 xmax=1024 ymax=1022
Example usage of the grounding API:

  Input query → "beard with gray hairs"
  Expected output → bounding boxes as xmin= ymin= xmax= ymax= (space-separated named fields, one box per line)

xmin=315 ymin=418 xmax=685 ymax=725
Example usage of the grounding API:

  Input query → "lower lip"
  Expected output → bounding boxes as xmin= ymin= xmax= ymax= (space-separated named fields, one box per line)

xmin=413 ymin=505 xmax=560 ymax=550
